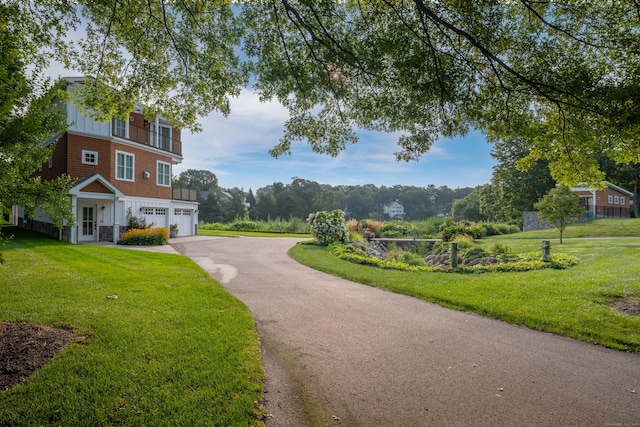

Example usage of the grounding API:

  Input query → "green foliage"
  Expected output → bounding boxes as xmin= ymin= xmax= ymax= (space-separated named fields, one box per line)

xmin=0 ymin=18 xmax=73 ymax=233
xmin=534 ymin=185 xmax=586 ymax=243
xmin=117 ymin=228 xmax=169 ymax=245
xmin=328 ymin=243 xmax=576 ymax=274
xmin=126 ymin=208 xmax=154 ymax=229
xmin=308 ymin=210 xmax=349 ymax=245
xmin=440 ymin=220 xmax=483 ymax=242
xmin=381 ymin=220 xmax=416 ymax=238
xmin=229 ymin=220 xmax=260 ymax=231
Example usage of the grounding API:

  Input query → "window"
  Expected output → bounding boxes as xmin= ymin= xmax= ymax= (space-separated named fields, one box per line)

xmin=608 ymin=195 xmax=613 ymax=203
xmin=157 ymin=161 xmax=171 ymax=187
xmin=48 ymin=155 xmax=53 ymax=168
xmin=116 ymin=151 xmax=134 ymax=181
xmin=174 ymin=209 xmax=183 ymax=215
xmin=152 ymin=123 xmax=172 ymax=151
xmin=112 ymin=118 xmax=127 ymax=138
xmin=82 ymin=150 xmax=98 ymax=165
xmin=143 ymin=207 xmax=155 ymax=215
xmin=156 ymin=208 xmax=167 ymax=215
xmin=614 ymin=196 xmax=620 ymax=204
xmin=621 ymin=196 xmax=626 ymax=205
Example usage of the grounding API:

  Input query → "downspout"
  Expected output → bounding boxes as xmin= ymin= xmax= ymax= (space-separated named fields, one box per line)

xmin=591 ymin=189 xmax=596 ymax=219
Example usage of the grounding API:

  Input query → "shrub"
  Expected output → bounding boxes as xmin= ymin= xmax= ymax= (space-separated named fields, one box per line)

xmin=480 ymin=222 xmax=521 ymax=236
xmin=126 ymin=207 xmax=155 ymax=230
xmin=118 ymin=228 xmax=169 ymax=246
xmin=347 ymin=218 xmax=359 ymax=233
xmin=381 ymin=220 xmax=415 ymax=238
xmin=440 ymin=220 xmax=483 ymax=242
xmin=307 ymin=210 xmax=349 ymax=245
xmin=229 ymin=220 xmax=260 ymax=231
xmin=360 ymin=219 xmax=383 ymax=237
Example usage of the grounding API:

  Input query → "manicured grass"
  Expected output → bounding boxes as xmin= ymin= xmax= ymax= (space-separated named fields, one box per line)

xmin=0 ymin=228 xmax=265 ymax=426
xmin=290 ymin=220 xmax=640 ymax=352
xmin=198 ymin=229 xmax=311 ymax=238
xmin=500 ymin=218 xmax=640 ymax=239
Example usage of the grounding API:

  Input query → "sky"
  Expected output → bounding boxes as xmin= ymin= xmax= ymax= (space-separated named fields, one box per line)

xmin=45 ymin=58 xmax=497 ymax=193
xmin=176 ymin=88 xmax=496 ymax=191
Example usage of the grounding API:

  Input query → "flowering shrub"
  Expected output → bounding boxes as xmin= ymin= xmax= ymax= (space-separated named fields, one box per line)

xmin=307 ymin=210 xmax=349 ymax=245
xmin=127 ymin=207 xmax=154 ymax=229
xmin=118 ymin=228 xmax=169 ymax=246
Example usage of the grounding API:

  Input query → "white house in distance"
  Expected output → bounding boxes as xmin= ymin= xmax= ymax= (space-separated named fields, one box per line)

xmin=16 ymin=77 xmax=199 ymax=243
xmin=383 ymin=201 xmax=406 ymax=219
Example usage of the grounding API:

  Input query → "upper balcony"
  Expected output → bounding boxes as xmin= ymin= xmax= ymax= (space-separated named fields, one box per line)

xmin=115 ymin=118 xmax=182 ymax=157
xmin=64 ymin=100 xmax=182 ymax=158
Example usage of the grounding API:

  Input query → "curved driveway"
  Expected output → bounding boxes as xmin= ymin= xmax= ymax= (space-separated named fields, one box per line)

xmin=171 ymin=236 xmax=640 ymax=426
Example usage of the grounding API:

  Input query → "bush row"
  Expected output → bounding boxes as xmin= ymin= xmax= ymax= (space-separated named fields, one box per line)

xmin=328 ymin=243 xmax=577 ymax=274
xmin=118 ymin=228 xmax=169 ymax=246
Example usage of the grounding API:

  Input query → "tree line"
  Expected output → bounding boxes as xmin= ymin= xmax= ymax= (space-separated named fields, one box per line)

xmin=173 ymin=169 xmax=473 ymax=223
xmin=3 ymin=2 xmax=640 ymax=239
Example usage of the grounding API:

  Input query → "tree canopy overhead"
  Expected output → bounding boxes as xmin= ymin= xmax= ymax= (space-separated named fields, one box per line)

xmin=8 ymin=1 xmax=640 ymax=188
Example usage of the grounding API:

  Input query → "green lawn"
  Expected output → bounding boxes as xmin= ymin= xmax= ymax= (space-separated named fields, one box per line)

xmin=290 ymin=219 xmax=640 ymax=352
xmin=0 ymin=228 xmax=264 ymax=426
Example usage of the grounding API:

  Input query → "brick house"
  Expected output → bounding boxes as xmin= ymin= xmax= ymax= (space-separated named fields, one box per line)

xmin=16 ymin=77 xmax=199 ymax=243
xmin=571 ymin=181 xmax=633 ymax=219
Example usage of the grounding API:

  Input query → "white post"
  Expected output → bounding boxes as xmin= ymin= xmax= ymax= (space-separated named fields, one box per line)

xmin=70 ymin=195 xmax=78 ymax=244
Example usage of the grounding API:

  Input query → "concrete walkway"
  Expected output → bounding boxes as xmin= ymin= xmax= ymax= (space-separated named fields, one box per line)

xmin=165 ymin=235 xmax=640 ymax=426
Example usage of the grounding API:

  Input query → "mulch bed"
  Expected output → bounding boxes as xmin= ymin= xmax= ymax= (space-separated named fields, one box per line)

xmin=0 ymin=322 xmax=73 ymax=391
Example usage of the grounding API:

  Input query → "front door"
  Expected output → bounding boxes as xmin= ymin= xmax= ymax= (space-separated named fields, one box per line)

xmin=79 ymin=205 xmax=96 ymax=241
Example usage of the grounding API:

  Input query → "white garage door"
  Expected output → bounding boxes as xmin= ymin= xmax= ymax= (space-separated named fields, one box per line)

xmin=173 ymin=209 xmax=193 ymax=236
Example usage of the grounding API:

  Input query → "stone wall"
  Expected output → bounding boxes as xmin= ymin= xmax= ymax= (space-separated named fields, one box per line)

xmin=523 ymin=211 xmax=553 ymax=232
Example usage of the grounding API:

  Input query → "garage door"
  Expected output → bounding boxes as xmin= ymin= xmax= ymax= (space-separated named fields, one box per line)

xmin=173 ymin=209 xmax=193 ymax=236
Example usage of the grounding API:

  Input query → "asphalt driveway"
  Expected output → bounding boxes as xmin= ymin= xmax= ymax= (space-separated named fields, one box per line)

xmin=171 ymin=236 xmax=640 ymax=427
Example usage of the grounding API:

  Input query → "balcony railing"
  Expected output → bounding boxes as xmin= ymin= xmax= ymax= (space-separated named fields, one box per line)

xmin=173 ymin=187 xmax=198 ymax=202
xmin=116 ymin=122 xmax=182 ymax=156
xmin=582 ymin=205 xmax=630 ymax=219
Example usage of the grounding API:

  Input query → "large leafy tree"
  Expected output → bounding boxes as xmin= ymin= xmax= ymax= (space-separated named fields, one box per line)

xmin=174 ymin=169 xmax=219 ymax=192
xmin=0 ymin=7 xmax=74 ymax=239
xmin=8 ymin=1 xmax=640 ymax=215
xmin=481 ymin=137 xmax=556 ymax=225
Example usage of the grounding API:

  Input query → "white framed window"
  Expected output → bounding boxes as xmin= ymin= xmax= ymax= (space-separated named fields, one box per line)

xmin=157 ymin=161 xmax=171 ymax=187
xmin=116 ymin=150 xmax=134 ymax=181
xmin=174 ymin=209 xmax=183 ymax=215
xmin=143 ymin=207 xmax=154 ymax=215
xmin=82 ymin=150 xmax=98 ymax=165
xmin=156 ymin=208 xmax=167 ymax=215
xmin=614 ymin=196 xmax=620 ymax=204
xmin=608 ymin=195 xmax=613 ymax=203
xmin=152 ymin=123 xmax=172 ymax=151
xmin=621 ymin=196 xmax=625 ymax=205
xmin=112 ymin=118 xmax=128 ymax=138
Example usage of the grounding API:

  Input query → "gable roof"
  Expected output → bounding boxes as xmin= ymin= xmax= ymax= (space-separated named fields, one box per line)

xmin=573 ymin=181 xmax=633 ymax=198
xmin=69 ymin=173 xmax=125 ymax=199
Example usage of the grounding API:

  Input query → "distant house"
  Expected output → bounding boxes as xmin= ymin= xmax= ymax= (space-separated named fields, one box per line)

xmin=383 ymin=201 xmax=405 ymax=219
xmin=16 ymin=77 xmax=199 ymax=243
xmin=572 ymin=181 xmax=633 ymax=219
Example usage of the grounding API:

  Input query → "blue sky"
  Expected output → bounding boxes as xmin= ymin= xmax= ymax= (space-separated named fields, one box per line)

xmin=45 ymin=70 xmax=496 ymax=192
xmin=177 ymin=89 xmax=496 ymax=191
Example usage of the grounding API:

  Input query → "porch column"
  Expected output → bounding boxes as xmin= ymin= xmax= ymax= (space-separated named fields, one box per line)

xmin=113 ymin=198 xmax=120 ymax=243
xmin=70 ymin=195 xmax=78 ymax=244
